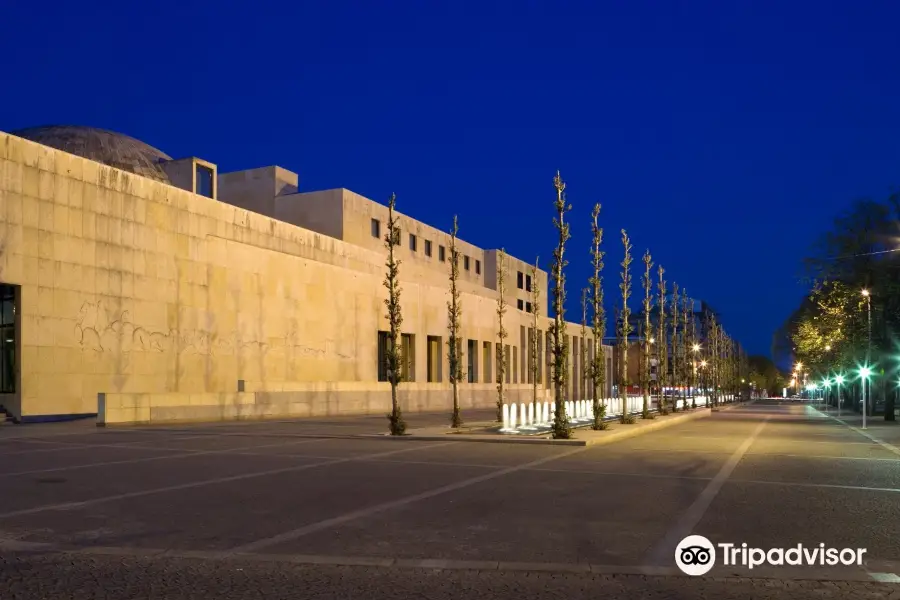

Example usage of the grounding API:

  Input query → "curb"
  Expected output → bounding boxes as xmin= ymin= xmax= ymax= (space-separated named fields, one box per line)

xmin=397 ymin=408 xmax=712 ymax=447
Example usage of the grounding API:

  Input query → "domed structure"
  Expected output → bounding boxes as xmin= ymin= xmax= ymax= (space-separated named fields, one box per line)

xmin=12 ymin=125 xmax=173 ymax=183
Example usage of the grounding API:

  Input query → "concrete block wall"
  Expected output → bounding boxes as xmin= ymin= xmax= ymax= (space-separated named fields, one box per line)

xmin=0 ymin=130 xmax=607 ymax=421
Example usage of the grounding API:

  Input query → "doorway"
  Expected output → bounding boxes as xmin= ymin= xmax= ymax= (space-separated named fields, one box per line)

xmin=0 ymin=283 xmax=18 ymax=421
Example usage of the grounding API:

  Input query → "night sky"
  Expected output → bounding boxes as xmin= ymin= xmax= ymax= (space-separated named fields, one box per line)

xmin=3 ymin=0 xmax=900 ymax=357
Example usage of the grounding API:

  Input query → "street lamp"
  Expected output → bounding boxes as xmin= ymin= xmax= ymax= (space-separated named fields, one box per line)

xmin=859 ymin=366 xmax=872 ymax=430
xmin=835 ymin=374 xmax=845 ymax=416
xmin=861 ymin=289 xmax=872 ymax=419
xmin=691 ymin=344 xmax=700 ymax=407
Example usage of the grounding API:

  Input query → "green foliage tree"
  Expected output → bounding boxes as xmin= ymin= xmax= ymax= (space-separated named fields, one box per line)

xmin=641 ymin=249 xmax=654 ymax=419
xmin=784 ymin=194 xmax=900 ymax=420
xmin=618 ymin=229 xmax=635 ymax=424
xmin=657 ymin=265 xmax=668 ymax=415
xmin=383 ymin=194 xmax=406 ymax=435
xmin=589 ymin=204 xmax=608 ymax=430
xmin=447 ymin=216 xmax=463 ymax=428
xmin=495 ymin=249 xmax=508 ymax=422
xmin=550 ymin=171 xmax=573 ymax=439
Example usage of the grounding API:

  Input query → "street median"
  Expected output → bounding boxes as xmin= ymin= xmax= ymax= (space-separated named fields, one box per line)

xmin=387 ymin=407 xmax=712 ymax=446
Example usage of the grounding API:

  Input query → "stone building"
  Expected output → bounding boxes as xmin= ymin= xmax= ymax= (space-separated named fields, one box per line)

xmin=0 ymin=126 xmax=612 ymax=424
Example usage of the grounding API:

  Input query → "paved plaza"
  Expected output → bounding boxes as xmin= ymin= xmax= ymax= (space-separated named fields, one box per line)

xmin=1 ymin=401 xmax=900 ymax=598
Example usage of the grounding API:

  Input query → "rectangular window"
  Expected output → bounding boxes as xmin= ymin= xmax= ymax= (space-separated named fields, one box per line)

xmin=0 ymin=284 xmax=16 ymax=394
xmin=526 ymin=328 xmax=532 ymax=384
xmin=526 ymin=302 xmax=532 ymax=313
xmin=526 ymin=274 xmax=532 ymax=292
xmin=371 ymin=218 xmax=381 ymax=239
xmin=377 ymin=331 xmax=391 ymax=382
xmin=513 ymin=346 xmax=518 ymax=384
xmin=521 ymin=326 xmax=527 ymax=385
xmin=464 ymin=255 xmax=470 ymax=271
xmin=517 ymin=271 xmax=524 ymax=289
xmin=536 ymin=329 xmax=542 ymax=385
xmin=467 ymin=339 xmax=477 ymax=383
xmin=195 ymin=164 xmax=214 ymax=198
xmin=475 ymin=260 xmax=481 ymax=275
xmin=409 ymin=233 xmax=417 ymax=252
xmin=427 ymin=335 xmax=442 ymax=382
xmin=517 ymin=299 xmax=524 ymax=311
xmin=401 ymin=333 xmax=415 ymax=382
xmin=482 ymin=341 xmax=492 ymax=383
xmin=425 ymin=240 xmax=432 ymax=257
xmin=439 ymin=245 xmax=446 ymax=262
xmin=504 ymin=345 xmax=511 ymax=384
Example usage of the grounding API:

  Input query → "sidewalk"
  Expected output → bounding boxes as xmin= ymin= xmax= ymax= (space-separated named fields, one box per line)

xmin=812 ymin=404 xmax=900 ymax=455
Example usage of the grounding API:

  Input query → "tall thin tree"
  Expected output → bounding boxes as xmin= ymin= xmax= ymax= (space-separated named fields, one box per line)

xmin=530 ymin=257 xmax=541 ymax=408
xmin=683 ymin=291 xmax=694 ymax=410
xmin=495 ymin=249 xmax=508 ymax=422
xmin=589 ymin=204 xmax=607 ymax=429
xmin=383 ymin=194 xmax=406 ymax=435
xmin=618 ymin=229 xmax=635 ymax=424
xmin=447 ymin=216 xmax=463 ymax=428
xmin=641 ymin=249 xmax=654 ymax=419
xmin=670 ymin=283 xmax=680 ymax=412
xmin=550 ymin=171 xmax=573 ymax=439
xmin=581 ymin=287 xmax=589 ymax=408
xmin=657 ymin=265 xmax=668 ymax=414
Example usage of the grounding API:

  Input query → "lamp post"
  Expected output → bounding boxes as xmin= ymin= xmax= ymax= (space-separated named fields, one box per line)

xmin=862 ymin=289 xmax=872 ymax=418
xmin=692 ymin=343 xmax=700 ymax=407
xmin=700 ymin=360 xmax=708 ymax=406
xmin=860 ymin=366 xmax=872 ymax=430
xmin=835 ymin=374 xmax=845 ymax=416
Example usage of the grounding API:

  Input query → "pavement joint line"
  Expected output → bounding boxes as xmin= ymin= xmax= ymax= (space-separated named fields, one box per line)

xmin=0 ymin=437 xmax=333 ymax=479
xmin=0 ymin=441 xmax=457 ymax=519
xmin=0 ymin=434 xmax=224 ymax=455
xmin=0 ymin=540 xmax=894 ymax=583
xmin=728 ymin=478 xmax=900 ymax=493
xmin=225 ymin=444 xmax=595 ymax=556
xmin=645 ymin=416 xmax=771 ymax=567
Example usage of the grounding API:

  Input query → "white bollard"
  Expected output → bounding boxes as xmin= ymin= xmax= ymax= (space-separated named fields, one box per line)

xmin=502 ymin=403 xmax=510 ymax=430
xmin=510 ymin=403 xmax=517 ymax=429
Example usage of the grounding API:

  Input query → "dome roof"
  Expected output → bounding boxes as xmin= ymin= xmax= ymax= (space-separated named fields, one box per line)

xmin=12 ymin=125 xmax=173 ymax=183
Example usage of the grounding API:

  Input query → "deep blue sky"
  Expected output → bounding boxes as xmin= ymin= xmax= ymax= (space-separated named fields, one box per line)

xmin=3 ymin=0 xmax=900 ymax=357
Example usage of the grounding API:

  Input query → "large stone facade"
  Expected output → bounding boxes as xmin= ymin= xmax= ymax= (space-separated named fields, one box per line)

xmin=0 ymin=128 xmax=613 ymax=423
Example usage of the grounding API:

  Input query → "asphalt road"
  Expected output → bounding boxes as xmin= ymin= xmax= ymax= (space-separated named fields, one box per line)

xmin=1 ymin=401 xmax=899 ymax=599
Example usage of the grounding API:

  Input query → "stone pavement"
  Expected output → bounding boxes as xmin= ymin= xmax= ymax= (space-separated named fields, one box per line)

xmin=1 ymin=402 xmax=899 ymax=599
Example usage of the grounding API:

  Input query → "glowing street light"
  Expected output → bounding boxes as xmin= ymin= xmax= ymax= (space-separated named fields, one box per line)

xmin=859 ymin=365 xmax=873 ymax=430
xmin=825 ymin=344 xmax=831 ymax=351
xmin=692 ymin=344 xmax=700 ymax=352
xmin=835 ymin=374 xmax=845 ymax=416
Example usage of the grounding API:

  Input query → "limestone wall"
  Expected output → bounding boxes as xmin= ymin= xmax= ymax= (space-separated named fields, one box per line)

xmin=1 ymin=130 xmax=596 ymax=421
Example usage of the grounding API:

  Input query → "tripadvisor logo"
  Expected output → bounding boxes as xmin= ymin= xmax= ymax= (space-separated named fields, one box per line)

xmin=675 ymin=535 xmax=716 ymax=576
xmin=675 ymin=535 xmax=867 ymax=576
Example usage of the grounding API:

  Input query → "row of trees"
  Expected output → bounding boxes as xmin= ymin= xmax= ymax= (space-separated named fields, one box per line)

xmin=777 ymin=193 xmax=900 ymax=420
xmin=383 ymin=173 xmax=749 ymax=437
